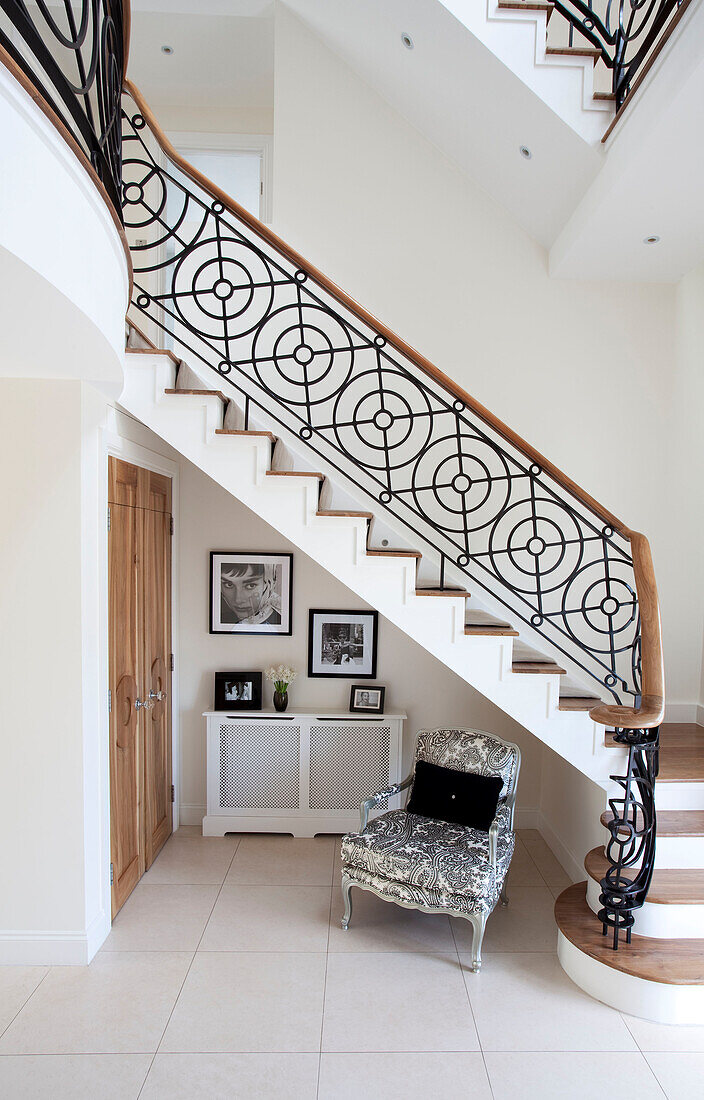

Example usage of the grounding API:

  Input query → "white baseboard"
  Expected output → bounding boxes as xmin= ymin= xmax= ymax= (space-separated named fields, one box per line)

xmin=537 ymin=811 xmax=584 ymax=884
xmin=516 ymin=806 xmax=539 ymax=829
xmin=664 ymin=702 xmax=704 ymax=725
xmin=180 ymin=803 xmax=206 ymax=827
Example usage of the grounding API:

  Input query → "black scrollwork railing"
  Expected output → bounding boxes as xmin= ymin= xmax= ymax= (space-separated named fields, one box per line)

xmin=121 ymin=93 xmax=643 ymax=707
xmin=550 ymin=0 xmax=690 ymax=109
xmin=0 ymin=0 xmax=125 ymax=216
xmin=599 ymin=726 xmax=659 ymax=948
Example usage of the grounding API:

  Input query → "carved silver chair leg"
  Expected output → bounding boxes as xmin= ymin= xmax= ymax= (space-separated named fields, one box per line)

xmin=465 ymin=912 xmax=487 ymax=973
xmin=341 ymin=873 xmax=353 ymax=930
xmin=500 ymin=881 xmax=509 ymax=907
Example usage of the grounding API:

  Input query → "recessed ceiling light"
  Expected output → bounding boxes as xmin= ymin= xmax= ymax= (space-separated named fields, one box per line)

xmin=519 ymin=145 xmax=532 ymax=160
xmin=161 ymin=45 xmax=174 ymax=55
xmin=643 ymin=235 xmax=660 ymax=244
xmin=401 ymin=32 xmax=414 ymax=50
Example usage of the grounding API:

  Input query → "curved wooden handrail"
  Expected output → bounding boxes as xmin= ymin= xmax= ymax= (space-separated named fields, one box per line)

xmin=122 ymin=0 xmax=131 ymax=80
xmin=123 ymin=78 xmax=664 ymax=731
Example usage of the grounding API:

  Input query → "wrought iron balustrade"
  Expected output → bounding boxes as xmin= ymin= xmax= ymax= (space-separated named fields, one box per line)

xmin=548 ymin=0 xmax=691 ymax=109
xmin=0 ymin=0 xmax=126 ymax=216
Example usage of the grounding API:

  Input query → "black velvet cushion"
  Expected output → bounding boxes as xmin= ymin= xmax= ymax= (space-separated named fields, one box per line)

xmin=406 ymin=760 xmax=503 ymax=831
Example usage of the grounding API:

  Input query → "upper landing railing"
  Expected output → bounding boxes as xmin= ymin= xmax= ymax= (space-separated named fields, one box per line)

xmin=0 ymin=0 xmax=128 ymax=217
xmin=549 ymin=0 xmax=692 ymax=114
xmin=0 ymin=0 xmax=664 ymax=740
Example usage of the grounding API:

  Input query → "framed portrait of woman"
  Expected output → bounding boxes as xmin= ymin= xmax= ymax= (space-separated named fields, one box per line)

xmin=209 ymin=551 xmax=293 ymax=635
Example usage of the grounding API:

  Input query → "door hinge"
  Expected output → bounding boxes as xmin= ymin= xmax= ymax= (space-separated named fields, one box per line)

xmin=170 ymin=515 xmax=174 ymax=536
xmin=169 ymin=653 xmax=174 ymax=672
xmin=108 ymin=688 xmax=112 ymax=714
xmin=170 ymin=784 xmax=175 ymax=803
xmin=109 ymin=862 xmax=114 ymax=886
xmin=107 ymin=505 xmax=111 ymax=532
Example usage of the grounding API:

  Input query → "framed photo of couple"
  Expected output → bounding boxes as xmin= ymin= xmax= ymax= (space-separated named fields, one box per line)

xmin=209 ymin=551 xmax=293 ymax=636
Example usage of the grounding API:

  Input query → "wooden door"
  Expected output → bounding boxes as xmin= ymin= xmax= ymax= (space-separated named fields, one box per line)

xmin=142 ymin=471 xmax=173 ymax=868
xmin=108 ymin=458 xmax=172 ymax=916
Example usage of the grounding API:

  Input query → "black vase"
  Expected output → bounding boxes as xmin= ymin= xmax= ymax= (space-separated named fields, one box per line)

xmin=273 ymin=690 xmax=288 ymax=712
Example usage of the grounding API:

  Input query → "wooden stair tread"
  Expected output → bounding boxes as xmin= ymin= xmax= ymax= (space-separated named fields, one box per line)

xmin=600 ymin=809 xmax=704 ymax=838
xmin=127 ymin=346 xmax=173 ymax=357
xmin=215 ymin=428 xmax=276 ymax=441
xmin=165 ymin=387 xmax=228 ymax=403
xmin=316 ymin=510 xmax=373 ymax=519
xmin=546 ymin=45 xmax=601 ymax=60
xmin=558 ymin=696 xmax=601 ymax=711
xmin=416 ymin=588 xmax=470 ymax=598
xmin=266 ymin=470 xmax=324 ymax=480
xmin=512 ymin=661 xmax=566 ymax=675
xmin=585 ymin=846 xmax=704 ymax=904
xmin=658 ymin=724 xmax=704 ymax=783
xmin=593 ymin=91 xmax=616 ymax=101
xmin=498 ymin=0 xmax=554 ymax=11
xmin=367 ymin=549 xmax=422 ymax=558
xmin=464 ymin=624 xmax=519 ymax=637
xmin=555 ymin=883 xmax=704 ymax=985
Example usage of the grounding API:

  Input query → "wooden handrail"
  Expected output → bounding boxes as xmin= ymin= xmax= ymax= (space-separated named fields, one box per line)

xmin=122 ymin=0 xmax=131 ymax=81
xmin=122 ymin=78 xmax=664 ymax=730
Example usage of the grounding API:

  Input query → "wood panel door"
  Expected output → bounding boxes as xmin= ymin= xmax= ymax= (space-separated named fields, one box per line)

xmin=108 ymin=458 xmax=172 ymax=917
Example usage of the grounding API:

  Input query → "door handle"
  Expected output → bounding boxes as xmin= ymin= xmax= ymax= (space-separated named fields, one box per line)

xmin=149 ymin=689 xmax=167 ymax=702
xmin=135 ymin=697 xmax=153 ymax=710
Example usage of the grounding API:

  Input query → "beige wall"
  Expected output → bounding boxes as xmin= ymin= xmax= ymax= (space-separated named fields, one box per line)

xmin=176 ymin=456 xmax=544 ymax=825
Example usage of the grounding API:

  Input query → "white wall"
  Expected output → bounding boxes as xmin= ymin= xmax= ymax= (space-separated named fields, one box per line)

xmin=270 ymin=8 xmax=693 ymax=711
xmin=539 ymin=750 xmax=608 ymax=883
xmin=176 ymin=457 xmax=544 ymax=826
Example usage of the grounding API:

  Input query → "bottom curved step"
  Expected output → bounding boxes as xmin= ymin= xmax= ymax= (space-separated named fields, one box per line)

xmin=555 ymin=883 xmax=704 ymax=1025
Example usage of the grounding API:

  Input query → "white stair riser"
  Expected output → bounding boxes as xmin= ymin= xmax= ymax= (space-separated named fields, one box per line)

xmin=656 ymin=782 xmax=704 ymax=810
xmin=120 ymin=353 xmax=628 ymax=784
xmin=586 ymin=876 xmax=704 ymax=940
xmin=558 ymin=932 xmax=704 ymax=1025
xmin=656 ymin=834 xmax=704 ymax=869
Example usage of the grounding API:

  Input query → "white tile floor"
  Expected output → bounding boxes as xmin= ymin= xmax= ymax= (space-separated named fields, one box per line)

xmin=0 ymin=829 xmax=700 ymax=1098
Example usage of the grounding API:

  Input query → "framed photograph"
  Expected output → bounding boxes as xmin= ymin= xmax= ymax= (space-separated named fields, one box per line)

xmin=308 ymin=609 xmax=378 ymax=678
xmin=214 ymin=671 xmax=263 ymax=711
xmin=349 ymin=684 xmax=386 ymax=714
xmin=210 ymin=551 xmax=293 ymax=635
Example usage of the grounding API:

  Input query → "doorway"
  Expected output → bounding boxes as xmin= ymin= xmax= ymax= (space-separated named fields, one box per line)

xmin=108 ymin=456 xmax=173 ymax=916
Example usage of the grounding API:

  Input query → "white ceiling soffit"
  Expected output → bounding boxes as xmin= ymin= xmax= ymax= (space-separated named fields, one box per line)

xmin=550 ymin=2 xmax=704 ymax=283
xmin=280 ymin=0 xmax=602 ymax=249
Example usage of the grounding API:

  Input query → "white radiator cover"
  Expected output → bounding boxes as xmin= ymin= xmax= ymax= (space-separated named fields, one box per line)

xmin=203 ymin=710 xmax=405 ymax=837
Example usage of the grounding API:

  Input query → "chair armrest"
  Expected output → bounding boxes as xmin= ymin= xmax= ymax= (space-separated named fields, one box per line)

xmin=360 ymin=774 xmax=413 ymax=830
xmin=488 ymin=800 xmax=512 ymax=868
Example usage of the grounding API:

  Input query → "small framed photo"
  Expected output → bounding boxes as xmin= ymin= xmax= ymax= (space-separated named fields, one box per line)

xmin=210 ymin=552 xmax=293 ymax=635
xmin=308 ymin=609 xmax=378 ymax=678
xmin=349 ymin=684 xmax=385 ymax=714
xmin=214 ymin=671 xmax=263 ymax=711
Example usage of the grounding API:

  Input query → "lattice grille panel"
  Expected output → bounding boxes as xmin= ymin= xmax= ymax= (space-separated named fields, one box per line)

xmin=219 ymin=723 xmax=300 ymax=809
xmin=309 ymin=723 xmax=391 ymax=811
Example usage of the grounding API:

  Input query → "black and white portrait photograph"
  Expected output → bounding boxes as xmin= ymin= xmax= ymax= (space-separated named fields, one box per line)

xmin=214 ymin=671 xmax=263 ymax=711
xmin=349 ymin=684 xmax=385 ymax=713
xmin=308 ymin=609 xmax=378 ymax=678
xmin=210 ymin=552 xmax=293 ymax=635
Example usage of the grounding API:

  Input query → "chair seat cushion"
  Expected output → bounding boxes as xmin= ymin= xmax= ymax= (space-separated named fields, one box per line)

xmin=341 ymin=810 xmax=514 ymax=914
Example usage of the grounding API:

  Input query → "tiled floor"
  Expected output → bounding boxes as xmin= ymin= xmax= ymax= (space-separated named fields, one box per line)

xmin=0 ymin=828 xmax=700 ymax=1098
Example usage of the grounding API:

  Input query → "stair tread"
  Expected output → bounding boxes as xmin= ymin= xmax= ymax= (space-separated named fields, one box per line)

xmin=600 ymin=809 xmax=704 ymax=838
xmin=165 ymin=387 xmax=228 ymax=403
xmin=593 ymin=91 xmax=616 ymax=100
xmin=266 ymin=470 xmax=324 ymax=480
xmin=464 ymin=624 xmax=519 ymax=637
xmin=546 ymin=45 xmax=601 ymax=60
xmin=498 ymin=0 xmax=554 ymax=9
xmin=512 ymin=661 xmax=566 ymax=675
xmin=316 ymin=509 xmax=373 ymax=519
xmin=558 ymin=696 xmax=601 ymax=711
xmin=416 ymin=588 xmax=470 ymax=598
xmin=367 ymin=549 xmax=422 ymax=558
xmin=555 ymin=883 xmax=704 ymax=985
xmin=215 ymin=428 xmax=276 ymax=441
xmin=657 ymin=724 xmax=704 ymax=783
xmin=585 ymin=846 xmax=704 ymax=904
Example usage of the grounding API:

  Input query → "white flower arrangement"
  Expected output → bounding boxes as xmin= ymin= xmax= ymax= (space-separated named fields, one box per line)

xmin=264 ymin=664 xmax=298 ymax=693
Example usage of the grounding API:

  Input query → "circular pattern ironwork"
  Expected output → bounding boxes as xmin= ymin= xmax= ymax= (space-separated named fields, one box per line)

xmin=561 ymin=560 xmax=638 ymax=656
xmin=170 ymin=237 xmax=275 ymax=342
xmin=251 ymin=303 xmax=355 ymax=407
xmin=332 ymin=367 xmax=433 ymax=472
xmin=411 ymin=434 xmax=512 ymax=537
xmin=488 ymin=498 xmax=583 ymax=596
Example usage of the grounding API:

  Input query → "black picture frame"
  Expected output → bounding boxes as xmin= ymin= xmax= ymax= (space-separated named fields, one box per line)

xmin=308 ymin=609 xmax=378 ymax=678
xmin=209 ymin=551 xmax=293 ymax=636
xmin=349 ymin=684 xmax=386 ymax=714
xmin=214 ymin=671 xmax=263 ymax=711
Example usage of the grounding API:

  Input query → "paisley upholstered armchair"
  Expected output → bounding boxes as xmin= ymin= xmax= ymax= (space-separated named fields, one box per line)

xmin=340 ymin=727 xmax=521 ymax=972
